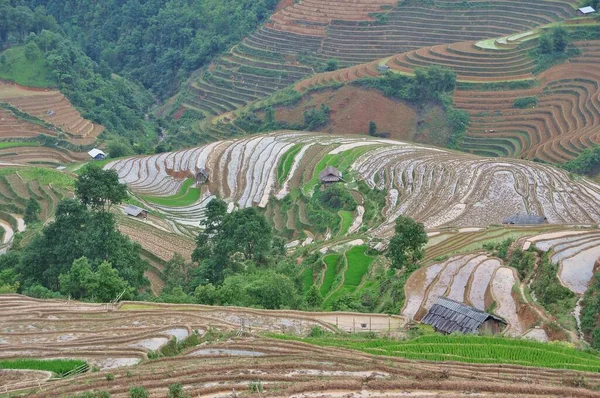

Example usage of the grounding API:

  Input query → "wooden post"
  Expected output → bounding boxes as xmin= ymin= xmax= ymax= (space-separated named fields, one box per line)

xmin=336 ymin=317 xmax=338 ymax=327
xmin=353 ymin=318 xmax=355 ymax=333
xmin=369 ymin=316 xmax=372 ymax=331
xmin=388 ymin=316 xmax=391 ymax=332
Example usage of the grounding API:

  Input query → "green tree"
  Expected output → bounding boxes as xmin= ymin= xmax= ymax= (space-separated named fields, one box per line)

xmin=537 ymin=32 xmax=554 ymax=54
xmin=194 ymin=283 xmax=217 ymax=305
xmin=163 ymin=253 xmax=195 ymax=293
xmin=324 ymin=59 xmax=339 ymax=72
xmin=369 ymin=121 xmax=377 ymax=137
xmin=387 ymin=216 xmax=428 ymax=271
xmin=58 ymin=257 xmax=96 ymax=299
xmin=316 ymin=184 xmax=357 ymax=211
xmin=58 ymin=257 xmax=133 ymax=302
xmin=18 ymin=199 xmax=147 ymax=292
xmin=204 ymin=198 xmax=227 ymax=235
xmin=213 ymin=207 xmax=273 ymax=263
xmin=305 ymin=284 xmax=323 ymax=308
xmin=24 ymin=197 xmax=41 ymax=224
xmin=76 ymin=165 xmax=128 ymax=211
xmin=23 ymin=40 xmax=40 ymax=60
xmin=551 ymin=26 xmax=569 ymax=53
xmin=94 ymin=261 xmax=134 ymax=302
xmin=107 ymin=141 xmax=134 ymax=158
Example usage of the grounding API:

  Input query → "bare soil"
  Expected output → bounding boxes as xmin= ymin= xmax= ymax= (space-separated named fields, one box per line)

xmin=275 ymin=86 xmax=417 ymax=141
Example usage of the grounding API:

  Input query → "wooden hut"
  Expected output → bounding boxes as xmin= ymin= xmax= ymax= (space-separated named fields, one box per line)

xmin=422 ymin=297 xmax=506 ymax=335
xmin=319 ymin=166 xmax=343 ymax=185
xmin=196 ymin=168 xmax=209 ymax=185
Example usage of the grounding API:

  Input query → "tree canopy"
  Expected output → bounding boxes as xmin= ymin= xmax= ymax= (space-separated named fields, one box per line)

xmin=19 ymin=0 xmax=279 ymax=98
xmin=387 ymin=215 xmax=428 ymax=271
xmin=75 ymin=165 xmax=128 ymax=211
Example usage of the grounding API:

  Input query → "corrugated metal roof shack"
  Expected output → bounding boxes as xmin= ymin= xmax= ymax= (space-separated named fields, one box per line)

xmin=502 ymin=214 xmax=547 ymax=225
xmin=422 ymin=297 xmax=506 ymax=335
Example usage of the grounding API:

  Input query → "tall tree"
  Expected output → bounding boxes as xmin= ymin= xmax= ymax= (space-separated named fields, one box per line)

xmin=387 ymin=215 xmax=428 ymax=271
xmin=75 ymin=165 xmax=128 ymax=211
xmin=24 ymin=198 xmax=41 ymax=224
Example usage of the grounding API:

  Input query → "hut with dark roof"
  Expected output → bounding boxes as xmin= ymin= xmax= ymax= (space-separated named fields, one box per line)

xmin=319 ymin=166 xmax=343 ymax=185
xmin=502 ymin=214 xmax=547 ymax=225
xmin=421 ymin=297 xmax=506 ymax=335
xmin=196 ymin=168 xmax=209 ymax=185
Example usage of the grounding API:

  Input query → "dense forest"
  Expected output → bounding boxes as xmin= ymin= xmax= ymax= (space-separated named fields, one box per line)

xmin=17 ymin=0 xmax=279 ymax=98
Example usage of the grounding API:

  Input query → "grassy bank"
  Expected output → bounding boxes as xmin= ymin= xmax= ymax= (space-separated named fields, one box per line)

xmin=270 ymin=333 xmax=600 ymax=372
xmin=0 ymin=358 xmax=87 ymax=377
xmin=141 ymin=178 xmax=201 ymax=207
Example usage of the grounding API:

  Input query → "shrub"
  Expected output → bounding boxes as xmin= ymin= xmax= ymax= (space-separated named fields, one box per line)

xmin=106 ymin=373 xmax=114 ymax=381
xmin=147 ymin=350 xmax=161 ymax=359
xmin=303 ymin=104 xmax=331 ymax=130
xmin=129 ymin=386 xmax=149 ymax=398
xmin=76 ymin=392 xmax=111 ymax=398
xmin=513 ymin=96 xmax=538 ymax=109
xmin=323 ymin=59 xmax=339 ymax=72
xmin=316 ymin=184 xmax=357 ymax=211
xmin=249 ymin=381 xmax=264 ymax=393
xmin=168 ymin=383 xmax=188 ymax=398
xmin=563 ymin=145 xmax=600 ymax=176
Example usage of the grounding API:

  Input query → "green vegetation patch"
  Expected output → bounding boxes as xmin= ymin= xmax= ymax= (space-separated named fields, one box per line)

xmin=0 ymin=142 xmax=40 ymax=150
xmin=338 ymin=210 xmax=354 ymax=236
xmin=513 ymin=96 xmax=539 ymax=109
xmin=0 ymin=46 xmax=55 ymax=88
xmin=344 ymin=246 xmax=374 ymax=286
xmin=277 ymin=144 xmax=303 ymax=185
xmin=320 ymin=254 xmax=341 ymax=296
xmin=324 ymin=246 xmax=373 ymax=307
xmin=270 ymin=334 xmax=600 ymax=372
xmin=0 ymin=358 xmax=87 ymax=377
xmin=301 ymin=267 xmax=314 ymax=293
xmin=18 ymin=168 xmax=75 ymax=190
xmin=142 ymin=178 xmax=200 ymax=207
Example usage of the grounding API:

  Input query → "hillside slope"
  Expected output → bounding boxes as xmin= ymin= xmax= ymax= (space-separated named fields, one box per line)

xmin=175 ymin=0 xmax=577 ymax=121
xmin=106 ymin=132 xmax=600 ymax=237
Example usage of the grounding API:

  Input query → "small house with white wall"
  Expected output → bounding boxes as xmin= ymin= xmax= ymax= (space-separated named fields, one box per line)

xmin=88 ymin=148 xmax=106 ymax=160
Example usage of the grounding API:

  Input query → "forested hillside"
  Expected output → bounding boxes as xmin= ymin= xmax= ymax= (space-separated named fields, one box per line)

xmin=0 ymin=0 xmax=280 ymax=153
xmin=20 ymin=0 xmax=280 ymax=98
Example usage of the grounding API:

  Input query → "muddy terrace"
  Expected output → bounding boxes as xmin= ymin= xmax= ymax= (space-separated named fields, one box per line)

xmin=2 ymin=295 xmax=600 ymax=397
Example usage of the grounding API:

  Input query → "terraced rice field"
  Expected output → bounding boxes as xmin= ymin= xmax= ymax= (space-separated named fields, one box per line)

xmin=0 ymin=168 xmax=72 ymax=251
xmin=0 ymin=82 xmax=103 ymax=145
xmin=290 ymin=23 xmax=600 ymax=162
xmin=3 ymin=295 xmax=600 ymax=398
xmin=182 ymin=0 xmax=576 ymax=120
xmin=106 ymin=132 xmax=600 ymax=237
xmin=520 ymin=230 xmax=600 ymax=294
xmin=0 ymin=108 xmax=56 ymax=141
xmin=402 ymin=253 xmax=538 ymax=339
xmin=455 ymin=55 xmax=600 ymax=162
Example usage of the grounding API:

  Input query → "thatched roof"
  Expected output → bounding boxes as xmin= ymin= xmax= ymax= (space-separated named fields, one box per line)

xmin=421 ymin=297 xmax=505 ymax=334
xmin=319 ymin=166 xmax=342 ymax=183
xmin=503 ymin=214 xmax=546 ymax=225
